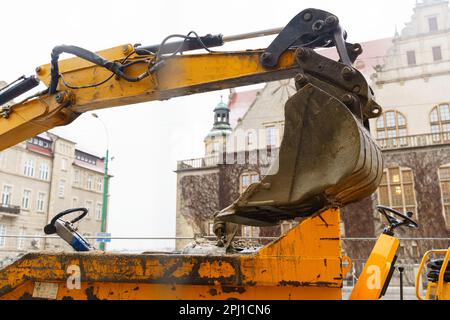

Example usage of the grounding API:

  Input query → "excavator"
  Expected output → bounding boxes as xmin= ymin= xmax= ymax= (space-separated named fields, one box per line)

xmin=0 ymin=8 xmax=447 ymax=300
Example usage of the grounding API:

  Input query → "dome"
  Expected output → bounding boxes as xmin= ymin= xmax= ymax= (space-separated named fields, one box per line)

xmin=214 ymin=100 xmax=229 ymax=112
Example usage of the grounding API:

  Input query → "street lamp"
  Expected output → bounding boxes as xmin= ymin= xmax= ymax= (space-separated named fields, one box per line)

xmin=92 ymin=113 xmax=110 ymax=251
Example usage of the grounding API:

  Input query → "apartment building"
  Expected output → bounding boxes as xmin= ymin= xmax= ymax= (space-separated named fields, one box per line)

xmin=0 ymin=132 xmax=110 ymax=266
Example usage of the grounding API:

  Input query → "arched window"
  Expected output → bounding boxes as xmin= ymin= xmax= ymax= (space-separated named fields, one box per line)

xmin=438 ymin=164 xmax=450 ymax=229
xmin=376 ymin=111 xmax=408 ymax=146
xmin=377 ymin=167 xmax=417 ymax=218
xmin=240 ymin=171 xmax=260 ymax=194
xmin=430 ymin=104 xmax=450 ymax=142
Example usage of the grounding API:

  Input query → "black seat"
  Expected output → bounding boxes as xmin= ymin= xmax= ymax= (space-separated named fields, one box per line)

xmin=427 ymin=259 xmax=450 ymax=283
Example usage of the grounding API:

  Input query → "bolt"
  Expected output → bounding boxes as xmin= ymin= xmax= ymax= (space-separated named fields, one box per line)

xmin=312 ymin=20 xmax=325 ymax=32
xmin=342 ymin=66 xmax=355 ymax=80
xmin=303 ymin=12 xmax=313 ymax=21
xmin=295 ymin=74 xmax=309 ymax=89
xmin=325 ymin=15 xmax=338 ymax=26
xmin=297 ymin=48 xmax=310 ymax=61
xmin=35 ymin=66 xmax=42 ymax=74
xmin=352 ymin=85 xmax=361 ymax=94
xmin=55 ymin=93 xmax=64 ymax=104
xmin=122 ymin=45 xmax=132 ymax=54
xmin=261 ymin=52 xmax=272 ymax=61
xmin=353 ymin=43 xmax=363 ymax=55
xmin=261 ymin=52 xmax=273 ymax=66
xmin=342 ymin=94 xmax=356 ymax=106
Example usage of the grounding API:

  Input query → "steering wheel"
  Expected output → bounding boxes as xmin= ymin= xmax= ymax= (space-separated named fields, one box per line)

xmin=376 ymin=205 xmax=418 ymax=235
xmin=44 ymin=208 xmax=88 ymax=235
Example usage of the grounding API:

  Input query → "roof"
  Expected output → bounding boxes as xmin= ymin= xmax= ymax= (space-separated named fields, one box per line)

xmin=73 ymin=159 xmax=107 ymax=175
xmin=213 ymin=100 xmax=229 ymax=112
xmin=26 ymin=143 xmax=53 ymax=157
xmin=317 ymin=37 xmax=394 ymax=77
xmin=228 ymin=89 xmax=260 ymax=128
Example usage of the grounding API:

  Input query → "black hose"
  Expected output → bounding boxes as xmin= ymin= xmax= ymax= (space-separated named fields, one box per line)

xmin=49 ymin=45 xmax=122 ymax=94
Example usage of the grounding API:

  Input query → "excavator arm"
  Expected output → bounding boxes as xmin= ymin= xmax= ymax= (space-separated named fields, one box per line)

xmin=0 ymin=48 xmax=301 ymax=151
xmin=0 ymin=8 xmax=383 ymax=226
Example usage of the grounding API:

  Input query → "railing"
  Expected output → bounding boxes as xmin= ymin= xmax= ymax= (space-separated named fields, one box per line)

xmin=177 ymin=148 xmax=280 ymax=171
xmin=376 ymin=132 xmax=450 ymax=150
xmin=0 ymin=204 xmax=20 ymax=215
xmin=177 ymin=155 xmax=220 ymax=171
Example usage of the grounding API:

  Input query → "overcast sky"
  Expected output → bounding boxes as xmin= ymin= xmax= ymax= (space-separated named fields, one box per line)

xmin=1 ymin=0 xmax=417 ymax=251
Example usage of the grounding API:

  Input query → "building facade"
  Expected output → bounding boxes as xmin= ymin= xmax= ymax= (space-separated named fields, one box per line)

xmin=175 ymin=0 xmax=450 ymax=283
xmin=0 ymin=132 xmax=110 ymax=266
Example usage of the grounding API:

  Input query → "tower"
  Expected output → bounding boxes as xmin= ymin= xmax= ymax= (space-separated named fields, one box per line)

xmin=204 ymin=97 xmax=232 ymax=156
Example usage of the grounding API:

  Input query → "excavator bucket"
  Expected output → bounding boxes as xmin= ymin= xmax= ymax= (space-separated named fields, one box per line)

xmin=216 ymin=83 xmax=383 ymax=227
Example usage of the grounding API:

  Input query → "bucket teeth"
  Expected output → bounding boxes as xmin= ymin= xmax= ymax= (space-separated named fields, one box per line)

xmin=216 ymin=83 xmax=383 ymax=227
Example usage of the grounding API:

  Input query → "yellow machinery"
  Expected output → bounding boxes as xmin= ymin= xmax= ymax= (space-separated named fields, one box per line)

xmin=416 ymin=248 xmax=450 ymax=300
xmin=0 ymin=8 xmax=420 ymax=300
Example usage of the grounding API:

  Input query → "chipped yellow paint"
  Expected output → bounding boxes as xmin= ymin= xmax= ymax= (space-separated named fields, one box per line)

xmin=0 ymin=209 xmax=350 ymax=300
xmin=171 ymin=261 xmax=196 ymax=278
xmin=198 ymin=261 xmax=236 ymax=279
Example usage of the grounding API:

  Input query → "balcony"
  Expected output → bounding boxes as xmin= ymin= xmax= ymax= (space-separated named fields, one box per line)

xmin=376 ymin=132 xmax=450 ymax=151
xmin=0 ymin=204 xmax=20 ymax=217
xmin=177 ymin=155 xmax=220 ymax=171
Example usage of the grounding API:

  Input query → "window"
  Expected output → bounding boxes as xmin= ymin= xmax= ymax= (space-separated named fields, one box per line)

xmin=340 ymin=221 xmax=346 ymax=237
xmin=0 ymin=151 xmax=5 ymax=168
xmin=23 ymin=159 xmax=35 ymax=177
xmin=377 ymin=167 xmax=417 ymax=218
xmin=61 ymin=158 xmax=68 ymax=171
xmin=246 ymin=131 xmax=256 ymax=151
xmin=430 ymin=104 xmax=450 ymax=142
xmin=1 ymin=185 xmax=12 ymax=205
xmin=72 ymin=197 xmax=78 ymax=208
xmin=87 ymin=175 xmax=93 ymax=190
xmin=212 ymin=141 xmax=220 ymax=155
xmin=37 ymin=192 xmax=46 ymax=212
xmin=240 ymin=172 xmax=260 ymax=194
xmin=428 ymin=17 xmax=438 ymax=32
xmin=438 ymin=165 xmax=450 ymax=229
xmin=376 ymin=111 xmax=408 ymax=146
xmin=17 ymin=228 xmax=26 ymax=250
xmin=407 ymin=50 xmax=416 ymax=66
xmin=58 ymin=180 xmax=65 ymax=198
xmin=74 ymin=170 xmax=80 ymax=185
xmin=0 ymin=224 xmax=6 ymax=248
xmin=208 ymin=222 xmax=215 ymax=236
xmin=85 ymin=200 xmax=93 ymax=218
xmin=281 ymin=221 xmax=297 ymax=234
xmin=265 ymin=126 xmax=277 ymax=148
xmin=96 ymin=177 xmax=103 ymax=192
xmin=39 ymin=163 xmax=49 ymax=180
xmin=242 ymin=226 xmax=257 ymax=238
xmin=432 ymin=46 xmax=442 ymax=61
xmin=95 ymin=202 xmax=102 ymax=221
xmin=22 ymin=190 xmax=31 ymax=210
